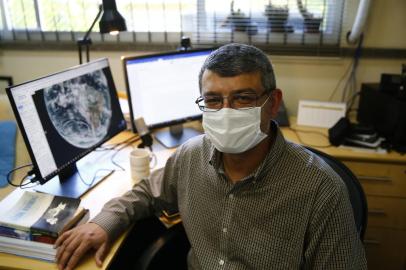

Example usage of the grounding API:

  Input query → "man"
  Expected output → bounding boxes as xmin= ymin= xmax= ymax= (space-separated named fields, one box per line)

xmin=55 ymin=43 xmax=367 ymax=270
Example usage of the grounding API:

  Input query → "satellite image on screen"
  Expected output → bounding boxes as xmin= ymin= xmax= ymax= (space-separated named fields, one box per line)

xmin=43 ymin=70 xmax=112 ymax=149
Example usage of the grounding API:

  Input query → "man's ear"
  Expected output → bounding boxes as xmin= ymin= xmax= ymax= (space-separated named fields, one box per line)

xmin=270 ymin=89 xmax=282 ymax=118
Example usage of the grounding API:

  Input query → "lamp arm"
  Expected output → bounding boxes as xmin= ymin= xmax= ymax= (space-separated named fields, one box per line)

xmin=82 ymin=4 xmax=103 ymax=42
xmin=78 ymin=4 xmax=103 ymax=64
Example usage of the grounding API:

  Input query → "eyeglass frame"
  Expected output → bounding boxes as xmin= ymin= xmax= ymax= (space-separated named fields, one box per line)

xmin=195 ymin=90 xmax=272 ymax=112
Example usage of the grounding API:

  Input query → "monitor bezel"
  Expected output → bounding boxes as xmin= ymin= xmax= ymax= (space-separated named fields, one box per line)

xmin=122 ymin=48 xmax=214 ymax=134
xmin=6 ymin=58 xmax=126 ymax=184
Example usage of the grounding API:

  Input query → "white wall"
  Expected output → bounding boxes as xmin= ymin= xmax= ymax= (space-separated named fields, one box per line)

xmin=1 ymin=0 xmax=405 ymax=116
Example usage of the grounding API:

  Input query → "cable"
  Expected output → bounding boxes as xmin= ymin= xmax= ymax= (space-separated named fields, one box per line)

xmin=328 ymin=59 xmax=354 ymax=101
xmin=111 ymin=136 xmax=141 ymax=171
xmin=96 ymin=135 xmax=139 ymax=151
xmin=78 ymin=135 xmax=141 ymax=186
xmin=328 ymin=34 xmax=364 ymax=103
xmin=345 ymin=91 xmax=361 ymax=116
xmin=20 ymin=178 xmax=40 ymax=189
xmin=7 ymin=135 xmax=141 ymax=189
xmin=6 ymin=164 xmax=34 ymax=188
xmin=77 ymin=168 xmax=114 ymax=187
xmin=288 ymin=127 xmax=331 ymax=148
xmin=341 ymin=34 xmax=364 ymax=103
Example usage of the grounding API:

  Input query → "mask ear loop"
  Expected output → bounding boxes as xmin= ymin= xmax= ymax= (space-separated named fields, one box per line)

xmin=258 ymin=91 xmax=272 ymax=109
xmin=262 ymin=91 xmax=275 ymax=135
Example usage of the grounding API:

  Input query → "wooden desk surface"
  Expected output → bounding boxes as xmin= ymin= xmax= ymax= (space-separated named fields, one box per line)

xmin=282 ymin=118 xmax=406 ymax=165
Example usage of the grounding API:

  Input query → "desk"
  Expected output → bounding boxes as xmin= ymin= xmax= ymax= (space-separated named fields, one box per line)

xmin=1 ymin=119 xmax=406 ymax=270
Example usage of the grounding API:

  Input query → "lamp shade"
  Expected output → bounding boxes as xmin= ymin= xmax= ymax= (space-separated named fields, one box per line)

xmin=99 ymin=0 xmax=127 ymax=34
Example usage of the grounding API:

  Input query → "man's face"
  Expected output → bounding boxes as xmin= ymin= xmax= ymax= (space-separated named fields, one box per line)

xmin=201 ymin=69 xmax=282 ymax=134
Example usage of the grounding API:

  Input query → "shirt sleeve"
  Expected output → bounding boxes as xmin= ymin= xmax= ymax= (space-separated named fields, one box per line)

xmin=90 ymin=147 xmax=182 ymax=241
xmin=302 ymin=177 xmax=368 ymax=270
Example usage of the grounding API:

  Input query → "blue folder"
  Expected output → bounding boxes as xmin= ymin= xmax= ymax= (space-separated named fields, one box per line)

xmin=0 ymin=121 xmax=17 ymax=187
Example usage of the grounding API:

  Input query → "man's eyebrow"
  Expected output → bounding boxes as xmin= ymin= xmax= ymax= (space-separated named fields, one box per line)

xmin=203 ymin=88 xmax=258 ymax=96
xmin=232 ymin=88 xmax=258 ymax=94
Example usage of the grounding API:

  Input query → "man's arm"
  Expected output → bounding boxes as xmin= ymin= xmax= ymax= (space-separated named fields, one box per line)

xmin=303 ymin=178 xmax=367 ymax=270
xmin=55 ymin=147 xmax=183 ymax=270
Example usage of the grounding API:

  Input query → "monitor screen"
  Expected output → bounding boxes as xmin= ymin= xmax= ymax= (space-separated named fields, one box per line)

xmin=123 ymin=49 xmax=213 ymax=148
xmin=6 ymin=58 xmax=126 ymax=197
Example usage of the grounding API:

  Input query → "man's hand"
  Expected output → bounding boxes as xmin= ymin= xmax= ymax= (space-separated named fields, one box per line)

xmin=54 ymin=223 xmax=110 ymax=270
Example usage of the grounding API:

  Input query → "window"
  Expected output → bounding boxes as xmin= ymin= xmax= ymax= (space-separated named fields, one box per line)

xmin=195 ymin=0 xmax=344 ymax=46
xmin=38 ymin=0 xmax=99 ymax=32
xmin=0 ymin=0 xmax=345 ymax=48
xmin=3 ymin=0 xmax=38 ymax=30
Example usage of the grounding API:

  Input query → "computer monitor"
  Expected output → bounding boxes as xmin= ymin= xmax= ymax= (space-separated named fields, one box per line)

xmin=6 ymin=58 xmax=126 ymax=198
xmin=123 ymin=49 xmax=213 ymax=148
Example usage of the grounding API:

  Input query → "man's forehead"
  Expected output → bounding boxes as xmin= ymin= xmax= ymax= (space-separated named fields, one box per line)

xmin=202 ymin=70 xmax=262 ymax=86
xmin=201 ymin=70 xmax=262 ymax=91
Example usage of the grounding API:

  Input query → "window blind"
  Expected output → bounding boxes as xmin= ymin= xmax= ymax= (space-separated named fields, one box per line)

xmin=0 ymin=0 xmax=345 ymax=49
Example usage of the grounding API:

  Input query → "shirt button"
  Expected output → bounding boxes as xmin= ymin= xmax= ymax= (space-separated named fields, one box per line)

xmin=219 ymin=259 xmax=225 ymax=266
xmin=222 ymin=228 xmax=227 ymax=233
xmin=229 ymin=194 xmax=234 ymax=199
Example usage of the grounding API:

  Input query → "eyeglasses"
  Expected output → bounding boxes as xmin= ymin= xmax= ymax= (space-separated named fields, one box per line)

xmin=195 ymin=91 xmax=269 ymax=112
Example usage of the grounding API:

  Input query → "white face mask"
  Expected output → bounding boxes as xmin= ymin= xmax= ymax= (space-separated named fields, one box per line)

xmin=202 ymin=107 xmax=268 ymax=154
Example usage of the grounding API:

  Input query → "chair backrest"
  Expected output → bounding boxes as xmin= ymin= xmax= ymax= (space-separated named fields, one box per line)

xmin=304 ymin=146 xmax=368 ymax=240
xmin=135 ymin=222 xmax=190 ymax=270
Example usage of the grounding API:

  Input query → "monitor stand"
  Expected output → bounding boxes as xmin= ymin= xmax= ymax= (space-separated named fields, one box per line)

xmin=35 ymin=151 xmax=116 ymax=198
xmin=154 ymin=124 xmax=202 ymax=148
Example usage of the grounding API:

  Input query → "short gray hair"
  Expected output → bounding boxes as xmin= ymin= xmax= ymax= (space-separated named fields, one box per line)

xmin=198 ymin=43 xmax=276 ymax=94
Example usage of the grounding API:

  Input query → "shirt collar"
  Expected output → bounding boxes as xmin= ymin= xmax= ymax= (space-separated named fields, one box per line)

xmin=253 ymin=121 xmax=286 ymax=180
xmin=208 ymin=141 xmax=221 ymax=169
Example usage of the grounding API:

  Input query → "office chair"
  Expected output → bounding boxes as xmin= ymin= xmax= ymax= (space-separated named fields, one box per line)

xmin=304 ymin=146 xmax=368 ymax=240
xmin=133 ymin=222 xmax=190 ymax=270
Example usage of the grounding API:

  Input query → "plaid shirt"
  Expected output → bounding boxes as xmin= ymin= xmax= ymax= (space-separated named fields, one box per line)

xmin=92 ymin=124 xmax=367 ymax=269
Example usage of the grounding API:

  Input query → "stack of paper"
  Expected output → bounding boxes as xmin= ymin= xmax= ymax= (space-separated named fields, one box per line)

xmin=0 ymin=235 xmax=56 ymax=262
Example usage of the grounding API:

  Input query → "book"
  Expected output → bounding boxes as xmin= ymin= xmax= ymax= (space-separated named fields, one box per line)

xmin=0 ymin=235 xmax=56 ymax=262
xmin=0 ymin=191 xmax=84 ymax=244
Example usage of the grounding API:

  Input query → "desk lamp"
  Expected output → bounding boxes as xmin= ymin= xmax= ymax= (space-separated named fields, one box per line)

xmin=77 ymin=0 xmax=127 ymax=64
